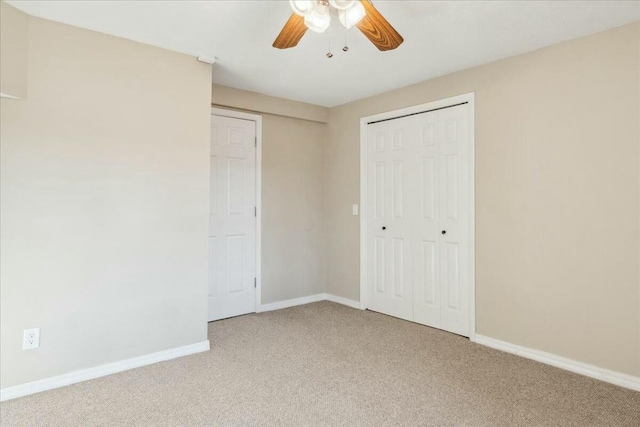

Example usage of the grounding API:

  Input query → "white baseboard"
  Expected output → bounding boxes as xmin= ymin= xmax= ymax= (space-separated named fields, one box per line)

xmin=259 ymin=294 xmax=326 ymax=312
xmin=323 ymin=293 xmax=362 ymax=310
xmin=259 ymin=293 xmax=362 ymax=313
xmin=474 ymin=334 xmax=640 ymax=392
xmin=0 ymin=340 xmax=210 ymax=402
xmin=2 ymin=295 xmax=359 ymax=402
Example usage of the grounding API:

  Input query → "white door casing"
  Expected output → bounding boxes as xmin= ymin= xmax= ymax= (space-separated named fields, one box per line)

xmin=209 ymin=113 xmax=258 ymax=321
xmin=361 ymin=95 xmax=475 ymax=338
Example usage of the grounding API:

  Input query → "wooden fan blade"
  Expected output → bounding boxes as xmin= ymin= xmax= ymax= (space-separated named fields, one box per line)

xmin=273 ymin=13 xmax=307 ymax=49
xmin=356 ymin=0 xmax=404 ymax=51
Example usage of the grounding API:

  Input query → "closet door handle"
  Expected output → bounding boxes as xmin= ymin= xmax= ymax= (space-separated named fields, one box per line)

xmin=382 ymin=226 xmax=386 ymax=230
xmin=441 ymin=230 xmax=446 ymax=235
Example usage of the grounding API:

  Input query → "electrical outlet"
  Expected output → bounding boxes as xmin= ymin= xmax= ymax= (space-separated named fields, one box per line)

xmin=23 ymin=328 xmax=40 ymax=350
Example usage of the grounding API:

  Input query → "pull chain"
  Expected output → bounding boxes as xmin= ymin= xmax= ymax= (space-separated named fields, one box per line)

xmin=327 ymin=39 xmax=333 ymax=58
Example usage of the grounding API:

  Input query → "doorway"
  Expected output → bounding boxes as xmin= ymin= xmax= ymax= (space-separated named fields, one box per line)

xmin=359 ymin=94 xmax=475 ymax=338
xmin=208 ymin=108 xmax=262 ymax=321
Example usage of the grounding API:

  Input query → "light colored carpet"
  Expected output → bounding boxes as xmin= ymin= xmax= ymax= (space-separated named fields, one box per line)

xmin=2 ymin=301 xmax=639 ymax=426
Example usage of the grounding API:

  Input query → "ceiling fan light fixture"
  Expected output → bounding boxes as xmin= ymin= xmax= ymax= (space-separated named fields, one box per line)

xmin=274 ymin=0 xmax=403 ymax=52
xmin=304 ymin=2 xmax=331 ymax=33
xmin=329 ymin=0 xmax=355 ymax=10
xmin=289 ymin=0 xmax=315 ymax=17
xmin=338 ymin=1 xmax=365 ymax=29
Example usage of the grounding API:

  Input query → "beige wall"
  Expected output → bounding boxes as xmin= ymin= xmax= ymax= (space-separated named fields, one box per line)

xmin=261 ymin=115 xmax=326 ymax=303
xmin=326 ymin=22 xmax=640 ymax=376
xmin=0 ymin=16 xmax=212 ymax=388
xmin=212 ymin=84 xmax=329 ymax=123
xmin=1 ymin=1 xmax=28 ymax=98
xmin=212 ymin=87 xmax=328 ymax=304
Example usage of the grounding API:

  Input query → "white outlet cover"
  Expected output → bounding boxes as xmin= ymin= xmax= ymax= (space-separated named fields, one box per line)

xmin=23 ymin=328 xmax=40 ymax=350
xmin=352 ymin=204 xmax=359 ymax=216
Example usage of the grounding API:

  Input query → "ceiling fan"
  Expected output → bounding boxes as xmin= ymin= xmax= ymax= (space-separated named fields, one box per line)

xmin=273 ymin=0 xmax=404 ymax=52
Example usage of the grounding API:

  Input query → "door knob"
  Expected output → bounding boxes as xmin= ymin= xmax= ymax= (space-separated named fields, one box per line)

xmin=382 ymin=226 xmax=386 ymax=230
xmin=441 ymin=230 xmax=446 ymax=234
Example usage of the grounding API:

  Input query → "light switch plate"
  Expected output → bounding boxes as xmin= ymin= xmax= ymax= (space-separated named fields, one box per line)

xmin=352 ymin=204 xmax=359 ymax=216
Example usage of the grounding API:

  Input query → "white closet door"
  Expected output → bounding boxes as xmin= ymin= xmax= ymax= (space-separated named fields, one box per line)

xmin=412 ymin=111 xmax=441 ymax=328
xmin=208 ymin=115 xmax=256 ymax=321
xmin=436 ymin=105 xmax=469 ymax=336
xmin=367 ymin=104 xmax=470 ymax=337
xmin=366 ymin=118 xmax=415 ymax=322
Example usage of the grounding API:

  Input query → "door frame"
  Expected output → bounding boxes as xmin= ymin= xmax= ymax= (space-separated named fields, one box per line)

xmin=358 ymin=93 xmax=476 ymax=340
xmin=210 ymin=107 xmax=263 ymax=313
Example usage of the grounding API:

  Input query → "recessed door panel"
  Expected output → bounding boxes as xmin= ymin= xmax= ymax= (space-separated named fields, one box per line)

xmin=443 ymin=242 xmax=460 ymax=310
xmin=392 ymin=160 xmax=404 ymax=219
xmin=422 ymin=125 xmax=434 ymax=146
xmin=227 ymin=158 xmax=245 ymax=215
xmin=226 ymin=235 xmax=245 ymax=293
xmin=444 ymin=154 xmax=458 ymax=221
xmin=209 ymin=157 xmax=217 ymax=216
xmin=374 ymin=162 xmax=385 ymax=219
xmin=228 ymin=127 xmax=244 ymax=146
xmin=211 ymin=123 xmax=219 ymax=147
xmin=208 ymin=236 xmax=216 ymax=296
xmin=422 ymin=157 xmax=435 ymax=220
xmin=422 ymin=241 xmax=436 ymax=305
xmin=375 ymin=133 xmax=385 ymax=152
xmin=392 ymin=238 xmax=405 ymax=298
xmin=392 ymin=130 xmax=403 ymax=150
xmin=444 ymin=119 xmax=458 ymax=143
xmin=374 ymin=237 xmax=385 ymax=294
xmin=414 ymin=238 xmax=440 ymax=327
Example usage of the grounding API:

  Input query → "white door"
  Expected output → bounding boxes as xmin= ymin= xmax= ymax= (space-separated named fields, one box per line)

xmin=367 ymin=104 xmax=470 ymax=336
xmin=209 ymin=115 xmax=257 ymax=321
xmin=366 ymin=118 xmax=415 ymax=322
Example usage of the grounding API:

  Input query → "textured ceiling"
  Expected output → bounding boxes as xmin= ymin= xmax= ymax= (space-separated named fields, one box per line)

xmin=8 ymin=1 xmax=640 ymax=107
